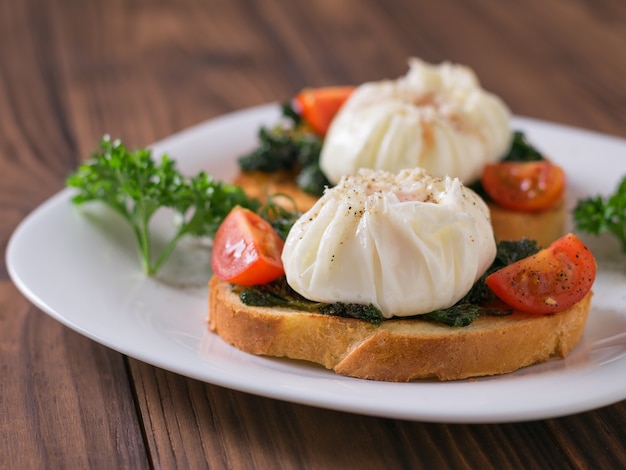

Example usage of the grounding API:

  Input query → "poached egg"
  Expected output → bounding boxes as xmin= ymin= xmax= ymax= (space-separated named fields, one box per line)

xmin=319 ymin=58 xmax=512 ymax=186
xmin=281 ymin=168 xmax=497 ymax=318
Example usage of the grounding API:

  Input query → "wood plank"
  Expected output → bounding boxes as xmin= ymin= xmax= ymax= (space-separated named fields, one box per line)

xmin=0 ymin=0 xmax=150 ymax=467
xmin=129 ymin=360 xmax=571 ymax=469
xmin=547 ymin=403 xmax=626 ymax=468
xmin=0 ymin=285 xmax=150 ymax=469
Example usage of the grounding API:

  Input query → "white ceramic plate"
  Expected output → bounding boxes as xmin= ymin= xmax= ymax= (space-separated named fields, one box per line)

xmin=7 ymin=104 xmax=626 ymax=423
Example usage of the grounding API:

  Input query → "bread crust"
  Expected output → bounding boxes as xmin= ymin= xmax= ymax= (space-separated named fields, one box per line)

xmin=208 ymin=276 xmax=592 ymax=382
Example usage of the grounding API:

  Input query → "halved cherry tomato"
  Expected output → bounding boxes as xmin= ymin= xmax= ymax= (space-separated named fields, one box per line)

xmin=211 ymin=206 xmax=285 ymax=286
xmin=481 ymin=161 xmax=566 ymax=211
xmin=486 ymin=233 xmax=596 ymax=314
xmin=294 ymin=86 xmax=355 ymax=136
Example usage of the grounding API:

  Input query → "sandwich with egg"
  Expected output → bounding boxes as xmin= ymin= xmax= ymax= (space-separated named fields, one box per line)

xmin=208 ymin=168 xmax=595 ymax=382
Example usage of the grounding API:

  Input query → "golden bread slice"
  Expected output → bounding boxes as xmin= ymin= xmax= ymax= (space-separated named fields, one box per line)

xmin=233 ymin=170 xmax=319 ymax=212
xmin=208 ymin=276 xmax=592 ymax=382
xmin=488 ymin=200 xmax=566 ymax=247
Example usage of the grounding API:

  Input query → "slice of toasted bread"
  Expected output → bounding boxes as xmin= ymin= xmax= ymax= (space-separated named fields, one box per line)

xmin=208 ymin=276 xmax=592 ymax=382
xmin=488 ymin=199 xmax=566 ymax=248
xmin=233 ymin=170 xmax=320 ymax=212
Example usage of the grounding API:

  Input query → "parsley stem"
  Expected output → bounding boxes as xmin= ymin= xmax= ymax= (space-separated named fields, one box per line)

xmin=67 ymin=137 xmax=270 ymax=276
xmin=613 ymin=228 xmax=626 ymax=252
xmin=135 ymin=218 xmax=152 ymax=275
xmin=150 ymin=231 xmax=185 ymax=275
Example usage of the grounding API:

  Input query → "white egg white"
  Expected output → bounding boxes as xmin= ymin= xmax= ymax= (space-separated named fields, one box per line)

xmin=281 ymin=168 xmax=497 ymax=318
xmin=320 ymin=58 xmax=512 ymax=185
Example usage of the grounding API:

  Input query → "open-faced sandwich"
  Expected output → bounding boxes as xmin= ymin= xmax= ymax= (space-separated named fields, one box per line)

xmin=209 ymin=167 xmax=596 ymax=382
xmin=235 ymin=58 xmax=566 ymax=247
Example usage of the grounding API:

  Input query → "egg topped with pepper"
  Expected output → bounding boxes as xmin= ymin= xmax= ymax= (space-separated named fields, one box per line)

xmin=281 ymin=167 xmax=497 ymax=317
xmin=319 ymin=58 xmax=512 ymax=186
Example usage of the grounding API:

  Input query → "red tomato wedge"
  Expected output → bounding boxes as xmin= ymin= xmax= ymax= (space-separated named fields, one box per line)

xmin=294 ymin=86 xmax=355 ymax=136
xmin=211 ymin=206 xmax=285 ymax=286
xmin=486 ymin=233 xmax=596 ymax=314
xmin=481 ymin=161 xmax=566 ymax=211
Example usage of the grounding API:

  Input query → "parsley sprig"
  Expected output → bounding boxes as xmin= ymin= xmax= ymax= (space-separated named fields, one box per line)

xmin=574 ymin=175 xmax=626 ymax=252
xmin=66 ymin=136 xmax=259 ymax=275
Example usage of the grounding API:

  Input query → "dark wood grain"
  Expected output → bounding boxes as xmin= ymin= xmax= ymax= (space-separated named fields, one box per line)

xmin=546 ymin=404 xmax=626 ymax=468
xmin=2 ymin=0 xmax=625 ymax=468
xmin=130 ymin=360 xmax=576 ymax=469
xmin=0 ymin=287 xmax=149 ymax=469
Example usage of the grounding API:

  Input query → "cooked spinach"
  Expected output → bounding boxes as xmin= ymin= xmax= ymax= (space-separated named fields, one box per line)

xmin=502 ymin=131 xmax=545 ymax=162
xmin=423 ymin=303 xmax=511 ymax=327
xmin=238 ymin=277 xmax=384 ymax=325
xmin=238 ymin=239 xmax=538 ymax=327
xmin=462 ymin=238 xmax=541 ymax=306
xmin=237 ymin=103 xmax=327 ymax=196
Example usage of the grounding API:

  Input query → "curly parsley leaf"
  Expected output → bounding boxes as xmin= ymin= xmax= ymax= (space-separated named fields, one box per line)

xmin=66 ymin=136 xmax=260 ymax=275
xmin=573 ymin=175 xmax=626 ymax=252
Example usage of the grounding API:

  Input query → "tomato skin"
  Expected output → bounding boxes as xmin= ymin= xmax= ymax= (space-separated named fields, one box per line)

xmin=482 ymin=161 xmax=566 ymax=211
xmin=294 ymin=86 xmax=355 ymax=136
xmin=211 ymin=207 xmax=285 ymax=286
xmin=486 ymin=233 xmax=596 ymax=314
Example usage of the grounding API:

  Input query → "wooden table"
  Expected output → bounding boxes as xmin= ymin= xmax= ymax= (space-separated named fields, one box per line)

xmin=2 ymin=0 xmax=625 ymax=468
